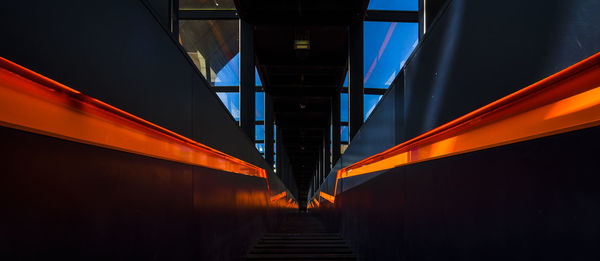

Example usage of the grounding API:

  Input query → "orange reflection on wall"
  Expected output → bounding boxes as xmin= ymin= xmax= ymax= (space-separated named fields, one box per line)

xmin=0 ymin=57 xmax=267 ymax=179
xmin=234 ymin=190 xmax=269 ymax=209
xmin=320 ymin=191 xmax=335 ymax=204
xmin=285 ymin=198 xmax=299 ymax=209
xmin=323 ymin=52 xmax=600 ymax=206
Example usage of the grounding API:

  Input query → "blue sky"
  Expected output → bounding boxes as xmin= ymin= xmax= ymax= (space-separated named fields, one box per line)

xmin=213 ymin=0 xmax=419 ymax=143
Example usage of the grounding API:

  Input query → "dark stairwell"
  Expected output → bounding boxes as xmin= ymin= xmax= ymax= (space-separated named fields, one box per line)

xmin=246 ymin=213 xmax=357 ymax=261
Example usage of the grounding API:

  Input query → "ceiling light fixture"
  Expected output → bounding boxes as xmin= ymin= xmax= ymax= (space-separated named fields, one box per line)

xmin=294 ymin=40 xmax=310 ymax=50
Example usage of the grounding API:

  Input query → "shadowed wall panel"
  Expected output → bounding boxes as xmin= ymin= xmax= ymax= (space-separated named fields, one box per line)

xmin=318 ymin=125 xmax=600 ymax=260
xmin=0 ymin=126 xmax=281 ymax=260
xmin=313 ymin=0 xmax=600 ymax=260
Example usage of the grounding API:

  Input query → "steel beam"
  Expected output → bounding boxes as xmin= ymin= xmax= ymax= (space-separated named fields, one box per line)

xmin=240 ymin=20 xmax=255 ymax=140
xmin=331 ymin=92 xmax=341 ymax=165
xmin=264 ymin=92 xmax=274 ymax=166
xmin=365 ymin=10 xmax=419 ymax=22
xmin=323 ymin=126 xmax=331 ymax=182
xmin=170 ymin=0 xmax=179 ymax=38
xmin=419 ymin=0 xmax=426 ymax=39
xmin=348 ymin=21 xmax=364 ymax=141
xmin=179 ymin=10 xmax=239 ymax=20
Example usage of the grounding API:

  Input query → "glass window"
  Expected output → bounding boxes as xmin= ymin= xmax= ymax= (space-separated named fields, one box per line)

xmin=214 ymin=53 xmax=239 ymax=86
xmin=216 ymin=92 xmax=240 ymax=120
xmin=255 ymin=124 xmax=265 ymax=141
xmin=256 ymin=67 xmax=263 ymax=86
xmin=341 ymin=126 xmax=349 ymax=142
xmin=365 ymin=94 xmax=383 ymax=120
xmin=341 ymin=144 xmax=349 ymax=154
xmin=255 ymin=143 xmax=265 ymax=153
xmin=179 ymin=20 xmax=239 ymax=86
xmin=364 ymin=22 xmax=418 ymax=89
xmin=256 ymin=92 xmax=264 ymax=121
xmin=180 ymin=0 xmax=236 ymax=10
xmin=341 ymin=93 xmax=348 ymax=122
xmin=368 ymin=0 xmax=417 ymax=11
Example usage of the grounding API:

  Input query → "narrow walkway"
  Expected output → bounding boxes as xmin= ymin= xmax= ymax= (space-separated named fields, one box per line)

xmin=246 ymin=213 xmax=357 ymax=260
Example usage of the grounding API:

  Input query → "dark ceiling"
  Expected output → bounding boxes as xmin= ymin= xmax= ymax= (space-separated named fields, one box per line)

xmin=236 ymin=0 xmax=369 ymax=205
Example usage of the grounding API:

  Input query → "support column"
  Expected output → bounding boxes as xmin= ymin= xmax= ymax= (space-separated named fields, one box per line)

xmin=205 ymin=60 xmax=212 ymax=85
xmin=314 ymin=172 xmax=317 ymax=193
xmin=264 ymin=93 xmax=274 ymax=166
xmin=275 ymin=128 xmax=281 ymax=176
xmin=322 ymin=125 xmax=330 ymax=181
xmin=348 ymin=21 xmax=364 ymax=141
xmin=331 ymin=93 xmax=341 ymax=164
xmin=312 ymin=170 xmax=316 ymax=193
xmin=317 ymin=149 xmax=322 ymax=187
xmin=240 ymin=20 xmax=255 ymax=140
xmin=418 ymin=0 xmax=426 ymax=39
xmin=170 ymin=0 xmax=179 ymax=39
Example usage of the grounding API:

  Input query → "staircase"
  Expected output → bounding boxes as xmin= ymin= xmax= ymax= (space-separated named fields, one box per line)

xmin=246 ymin=213 xmax=357 ymax=260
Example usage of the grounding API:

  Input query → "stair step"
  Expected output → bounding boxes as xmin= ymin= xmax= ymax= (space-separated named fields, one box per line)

xmin=250 ymin=248 xmax=353 ymax=254
xmin=247 ymin=253 xmax=357 ymax=260
xmin=262 ymin=235 xmax=341 ymax=238
xmin=261 ymin=237 xmax=343 ymax=241
xmin=263 ymin=233 xmax=338 ymax=236
xmin=259 ymin=239 xmax=346 ymax=244
xmin=254 ymin=244 xmax=350 ymax=248
xmin=246 ymin=214 xmax=356 ymax=260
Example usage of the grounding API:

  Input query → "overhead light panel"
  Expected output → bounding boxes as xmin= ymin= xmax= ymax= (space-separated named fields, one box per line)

xmin=294 ymin=40 xmax=310 ymax=50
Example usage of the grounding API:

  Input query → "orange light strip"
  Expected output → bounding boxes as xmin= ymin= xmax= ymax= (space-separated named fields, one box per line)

xmin=270 ymin=191 xmax=287 ymax=202
xmin=320 ymin=191 xmax=335 ymax=204
xmin=327 ymin=52 xmax=600 ymax=203
xmin=313 ymin=198 xmax=320 ymax=208
xmin=0 ymin=57 xmax=267 ymax=179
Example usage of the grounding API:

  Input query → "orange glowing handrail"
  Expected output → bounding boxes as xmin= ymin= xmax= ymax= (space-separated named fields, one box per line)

xmin=328 ymin=52 xmax=600 ymax=202
xmin=320 ymin=191 xmax=335 ymax=204
xmin=0 ymin=57 xmax=267 ymax=178
xmin=270 ymin=191 xmax=287 ymax=202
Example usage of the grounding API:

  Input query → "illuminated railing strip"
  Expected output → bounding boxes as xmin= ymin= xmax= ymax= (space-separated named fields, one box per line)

xmin=320 ymin=191 xmax=335 ymax=204
xmin=325 ymin=52 xmax=600 ymax=203
xmin=0 ymin=57 xmax=267 ymax=178
xmin=270 ymin=191 xmax=287 ymax=202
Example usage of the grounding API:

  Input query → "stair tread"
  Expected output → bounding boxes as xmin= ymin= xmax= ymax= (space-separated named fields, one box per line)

xmin=250 ymin=249 xmax=353 ymax=254
xmin=254 ymin=244 xmax=349 ymax=248
xmin=247 ymin=253 xmax=356 ymax=258
xmin=246 ymin=214 xmax=356 ymax=260
xmin=260 ymin=240 xmax=346 ymax=243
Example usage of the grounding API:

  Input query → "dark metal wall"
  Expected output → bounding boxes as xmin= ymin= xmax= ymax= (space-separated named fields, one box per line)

xmin=0 ymin=127 xmax=286 ymax=260
xmin=319 ymin=126 xmax=600 ymax=260
xmin=313 ymin=0 xmax=600 ymax=259
xmin=0 ymin=0 xmax=296 ymax=259
xmin=404 ymin=0 xmax=600 ymax=140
